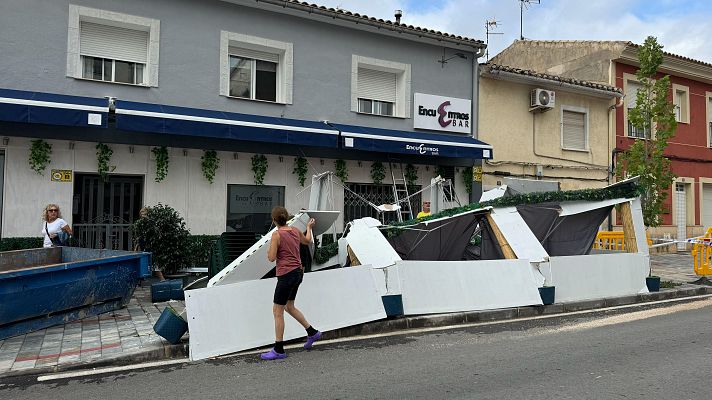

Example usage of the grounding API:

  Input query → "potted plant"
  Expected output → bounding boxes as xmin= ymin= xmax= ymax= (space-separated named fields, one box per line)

xmin=131 ymin=204 xmax=192 ymax=280
xmin=646 ymin=268 xmax=661 ymax=292
xmin=538 ymin=267 xmax=556 ymax=305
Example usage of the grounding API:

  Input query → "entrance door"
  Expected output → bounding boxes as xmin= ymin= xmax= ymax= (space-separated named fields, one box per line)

xmin=703 ymin=183 xmax=712 ymax=229
xmin=72 ymin=174 xmax=143 ymax=250
xmin=0 ymin=150 xmax=4 ymax=238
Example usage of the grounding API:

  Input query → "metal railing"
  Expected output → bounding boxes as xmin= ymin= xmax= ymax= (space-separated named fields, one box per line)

xmin=73 ymin=223 xmax=134 ymax=250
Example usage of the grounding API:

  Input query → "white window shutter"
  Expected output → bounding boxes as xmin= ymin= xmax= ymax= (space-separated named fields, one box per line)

xmin=80 ymin=21 xmax=149 ymax=64
xmin=357 ymin=68 xmax=397 ymax=103
xmin=626 ymin=80 xmax=642 ymax=109
xmin=563 ymin=110 xmax=586 ymax=150
xmin=228 ymin=47 xmax=279 ymax=63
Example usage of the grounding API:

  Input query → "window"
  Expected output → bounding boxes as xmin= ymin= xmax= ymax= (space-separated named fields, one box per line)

xmin=625 ymin=78 xmax=650 ymax=139
xmin=220 ymin=31 xmax=293 ymax=104
xmin=67 ymin=5 xmax=160 ymax=87
xmin=673 ymin=84 xmax=690 ymax=124
xmin=352 ymin=55 xmax=411 ymax=118
xmin=561 ymin=107 xmax=588 ymax=151
xmin=228 ymin=48 xmax=278 ymax=102
xmin=227 ymin=185 xmax=284 ymax=233
xmin=708 ymin=95 xmax=712 ymax=147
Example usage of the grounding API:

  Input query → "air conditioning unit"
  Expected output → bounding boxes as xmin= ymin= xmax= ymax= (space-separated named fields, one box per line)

xmin=530 ymin=88 xmax=555 ymax=109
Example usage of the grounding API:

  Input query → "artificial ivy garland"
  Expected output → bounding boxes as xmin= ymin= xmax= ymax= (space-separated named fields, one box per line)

xmin=293 ymin=156 xmax=308 ymax=187
xmin=201 ymin=150 xmax=220 ymax=184
xmin=334 ymin=159 xmax=348 ymax=183
xmin=96 ymin=143 xmax=113 ymax=182
xmin=461 ymin=166 xmax=474 ymax=195
xmin=404 ymin=163 xmax=418 ymax=187
xmin=370 ymin=161 xmax=386 ymax=184
xmin=152 ymin=146 xmax=169 ymax=183
xmin=251 ymin=154 xmax=268 ymax=185
xmin=28 ymin=139 xmax=52 ymax=175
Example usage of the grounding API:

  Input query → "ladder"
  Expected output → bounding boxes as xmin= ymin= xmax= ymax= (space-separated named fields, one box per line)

xmin=389 ymin=160 xmax=413 ymax=222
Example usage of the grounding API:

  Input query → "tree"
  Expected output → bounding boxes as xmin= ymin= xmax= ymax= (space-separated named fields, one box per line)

xmin=616 ymin=36 xmax=677 ymax=227
xmin=132 ymin=204 xmax=192 ymax=275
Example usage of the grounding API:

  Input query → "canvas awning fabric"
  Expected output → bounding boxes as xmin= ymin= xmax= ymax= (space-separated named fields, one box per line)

xmin=115 ymin=100 xmax=340 ymax=148
xmin=331 ymin=123 xmax=493 ymax=159
xmin=0 ymin=88 xmax=109 ymax=128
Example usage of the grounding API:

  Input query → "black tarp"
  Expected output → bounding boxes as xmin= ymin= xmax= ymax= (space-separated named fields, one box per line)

xmin=516 ymin=203 xmax=614 ymax=256
xmin=386 ymin=211 xmax=485 ymax=261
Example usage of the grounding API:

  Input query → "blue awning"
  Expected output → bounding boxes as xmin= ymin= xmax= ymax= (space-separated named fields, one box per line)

xmin=115 ymin=100 xmax=339 ymax=148
xmin=331 ymin=123 xmax=493 ymax=159
xmin=0 ymin=88 xmax=109 ymax=128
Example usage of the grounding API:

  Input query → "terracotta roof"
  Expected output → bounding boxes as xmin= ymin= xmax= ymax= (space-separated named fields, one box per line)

xmin=484 ymin=64 xmax=623 ymax=94
xmin=508 ymin=40 xmax=712 ymax=69
xmin=251 ymin=1 xmax=484 ymax=47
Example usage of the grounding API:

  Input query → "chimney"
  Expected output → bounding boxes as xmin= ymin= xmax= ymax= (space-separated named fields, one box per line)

xmin=394 ymin=9 xmax=402 ymax=24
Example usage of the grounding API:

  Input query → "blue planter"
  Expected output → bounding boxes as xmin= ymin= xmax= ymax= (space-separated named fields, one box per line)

xmin=154 ymin=307 xmax=188 ymax=344
xmin=538 ymin=286 xmax=556 ymax=305
xmin=381 ymin=295 xmax=404 ymax=317
xmin=646 ymin=276 xmax=661 ymax=292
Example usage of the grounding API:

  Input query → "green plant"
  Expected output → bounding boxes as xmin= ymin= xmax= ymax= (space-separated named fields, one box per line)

xmin=131 ymin=204 xmax=192 ymax=275
xmin=251 ymin=154 xmax=268 ymax=185
xmin=615 ymin=36 xmax=677 ymax=227
xmin=201 ymin=150 xmax=220 ymax=184
xmin=314 ymin=242 xmax=339 ymax=264
xmin=152 ymin=146 xmax=169 ymax=183
xmin=335 ymin=159 xmax=348 ymax=183
xmin=186 ymin=234 xmax=220 ymax=268
xmin=370 ymin=161 xmax=386 ymax=184
xmin=660 ymin=280 xmax=681 ymax=289
xmin=96 ymin=143 xmax=113 ymax=182
xmin=461 ymin=166 xmax=474 ymax=195
xmin=293 ymin=156 xmax=309 ymax=187
xmin=404 ymin=164 xmax=418 ymax=187
xmin=28 ymin=139 xmax=52 ymax=175
xmin=0 ymin=237 xmax=44 ymax=251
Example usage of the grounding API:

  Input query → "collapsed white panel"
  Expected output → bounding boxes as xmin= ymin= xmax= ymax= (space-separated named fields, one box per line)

xmin=480 ymin=185 xmax=507 ymax=202
xmin=398 ymin=259 xmax=543 ymax=315
xmin=542 ymin=253 xmax=649 ymax=303
xmin=187 ymin=266 xmax=386 ymax=361
xmin=369 ymin=264 xmax=402 ymax=296
xmin=346 ymin=218 xmax=401 ymax=269
xmin=490 ymin=207 xmax=549 ymax=262
xmin=630 ymin=198 xmax=649 ymax=256
xmin=558 ymin=197 xmax=633 ymax=216
xmin=209 ymin=211 xmax=339 ymax=287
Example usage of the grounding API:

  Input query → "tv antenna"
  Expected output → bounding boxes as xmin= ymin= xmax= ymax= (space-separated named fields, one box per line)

xmin=519 ymin=0 xmax=540 ymax=40
xmin=485 ymin=18 xmax=503 ymax=62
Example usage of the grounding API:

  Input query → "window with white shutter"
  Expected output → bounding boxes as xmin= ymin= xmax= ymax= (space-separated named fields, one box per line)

xmin=561 ymin=108 xmax=587 ymax=151
xmin=220 ymin=31 xmax=292 ymax=104
xmin=351 ymin=55 xmax=411 ymax=118
xmin=625 ymin=78 xmax=650 ymax=138
xmin=67 ymin=6 xmax=160 ymax=87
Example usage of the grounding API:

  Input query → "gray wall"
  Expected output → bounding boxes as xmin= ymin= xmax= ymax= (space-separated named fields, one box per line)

xmin=0 ymin=0 xmax=475 ymax=131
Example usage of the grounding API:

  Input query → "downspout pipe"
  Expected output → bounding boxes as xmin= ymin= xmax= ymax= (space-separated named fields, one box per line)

xmin=470 ymin=47 xmax=486 ymax=203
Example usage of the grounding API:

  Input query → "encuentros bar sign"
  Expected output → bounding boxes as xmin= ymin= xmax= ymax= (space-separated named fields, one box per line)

xmin=413 ymin=93 xmax=472 ymax=134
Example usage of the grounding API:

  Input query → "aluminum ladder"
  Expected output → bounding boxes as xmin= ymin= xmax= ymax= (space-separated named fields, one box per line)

xmin=389 ymin=160 xmax=413 ymax=222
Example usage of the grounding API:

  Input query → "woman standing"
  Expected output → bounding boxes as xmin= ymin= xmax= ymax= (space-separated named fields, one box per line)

xmin=42 ymin=204 xmax=72 ymax=248
xmin=261 ymin=206 xmax=321 ymax=360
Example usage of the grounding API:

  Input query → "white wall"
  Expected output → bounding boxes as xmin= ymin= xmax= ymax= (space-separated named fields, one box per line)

xmin=1 ymin=137 xmax=461 ymax=237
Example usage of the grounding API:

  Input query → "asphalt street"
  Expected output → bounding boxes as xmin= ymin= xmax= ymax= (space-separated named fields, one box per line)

xmin=2 ymin=298 xmax=711 ymax=400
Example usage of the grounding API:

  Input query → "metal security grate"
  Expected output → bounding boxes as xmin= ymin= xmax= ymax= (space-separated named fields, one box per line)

xmin=343 ymin=183 xmax=420 ymax=227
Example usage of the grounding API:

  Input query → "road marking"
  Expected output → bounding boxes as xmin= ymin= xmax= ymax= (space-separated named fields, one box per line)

xmin=36 ymin=293 xmax=712 ymax=382
xmin=36 ymin=358 xmax=188 ymax=382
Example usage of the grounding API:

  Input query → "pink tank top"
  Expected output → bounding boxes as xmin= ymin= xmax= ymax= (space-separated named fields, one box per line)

xmin=276 ymin=228 xmax=302 ymax=276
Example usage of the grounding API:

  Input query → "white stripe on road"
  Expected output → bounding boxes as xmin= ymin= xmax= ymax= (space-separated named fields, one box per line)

xmin=37 ymin=294 xmax=712 ymax=382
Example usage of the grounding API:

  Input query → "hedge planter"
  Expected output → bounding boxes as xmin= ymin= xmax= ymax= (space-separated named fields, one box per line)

xmin=646 ymin=276 xmax=661 ymax=292
xmin=538 ymin=286 xmax=556 ymax=305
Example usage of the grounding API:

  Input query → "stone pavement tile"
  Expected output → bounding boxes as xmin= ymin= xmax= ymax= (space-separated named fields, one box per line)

xmin=10 ymin=360 xmax=37 ymax=371
xmin=0 ymin=360 xmax=13 ymax=373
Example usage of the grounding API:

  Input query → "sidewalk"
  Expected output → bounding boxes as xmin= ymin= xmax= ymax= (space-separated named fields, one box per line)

xmin=1 ymin=253 xmax=709 ymax=378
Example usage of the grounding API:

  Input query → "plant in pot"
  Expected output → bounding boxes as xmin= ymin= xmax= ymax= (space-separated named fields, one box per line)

xmin=646 ymin=265 xmax=661 ymax=292
xmin=131 ymin=204 xmax=192 ymax=279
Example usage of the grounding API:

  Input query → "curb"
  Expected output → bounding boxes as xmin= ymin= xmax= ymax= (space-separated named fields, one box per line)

xmin=4 ymin=285 xmax=711 ymax=378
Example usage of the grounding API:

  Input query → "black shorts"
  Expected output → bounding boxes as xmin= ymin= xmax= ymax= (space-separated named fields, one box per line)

xmin=273 ymin=268 xmax=303 ymax=305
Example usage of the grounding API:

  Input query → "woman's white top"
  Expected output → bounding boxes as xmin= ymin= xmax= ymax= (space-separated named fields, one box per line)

xmin=42 ymin=218 xmax=67 ymax=248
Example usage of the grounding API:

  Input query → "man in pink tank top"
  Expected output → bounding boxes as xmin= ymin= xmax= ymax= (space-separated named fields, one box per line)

xmin=261 ymin=206 xmax=322 ymax=360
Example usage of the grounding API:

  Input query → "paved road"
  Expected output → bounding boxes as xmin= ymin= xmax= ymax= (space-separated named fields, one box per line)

xmin=3 ymin=298 xmax=712 ymax=400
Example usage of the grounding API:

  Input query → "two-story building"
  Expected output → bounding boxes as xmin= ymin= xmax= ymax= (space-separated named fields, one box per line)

xmin=492 ymin=40 xmax=712 ymax=240
xmin=0 ymin=0 xmax=492 ymax=247
xmin=478 ymin=64 xmax=622 ymax=191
